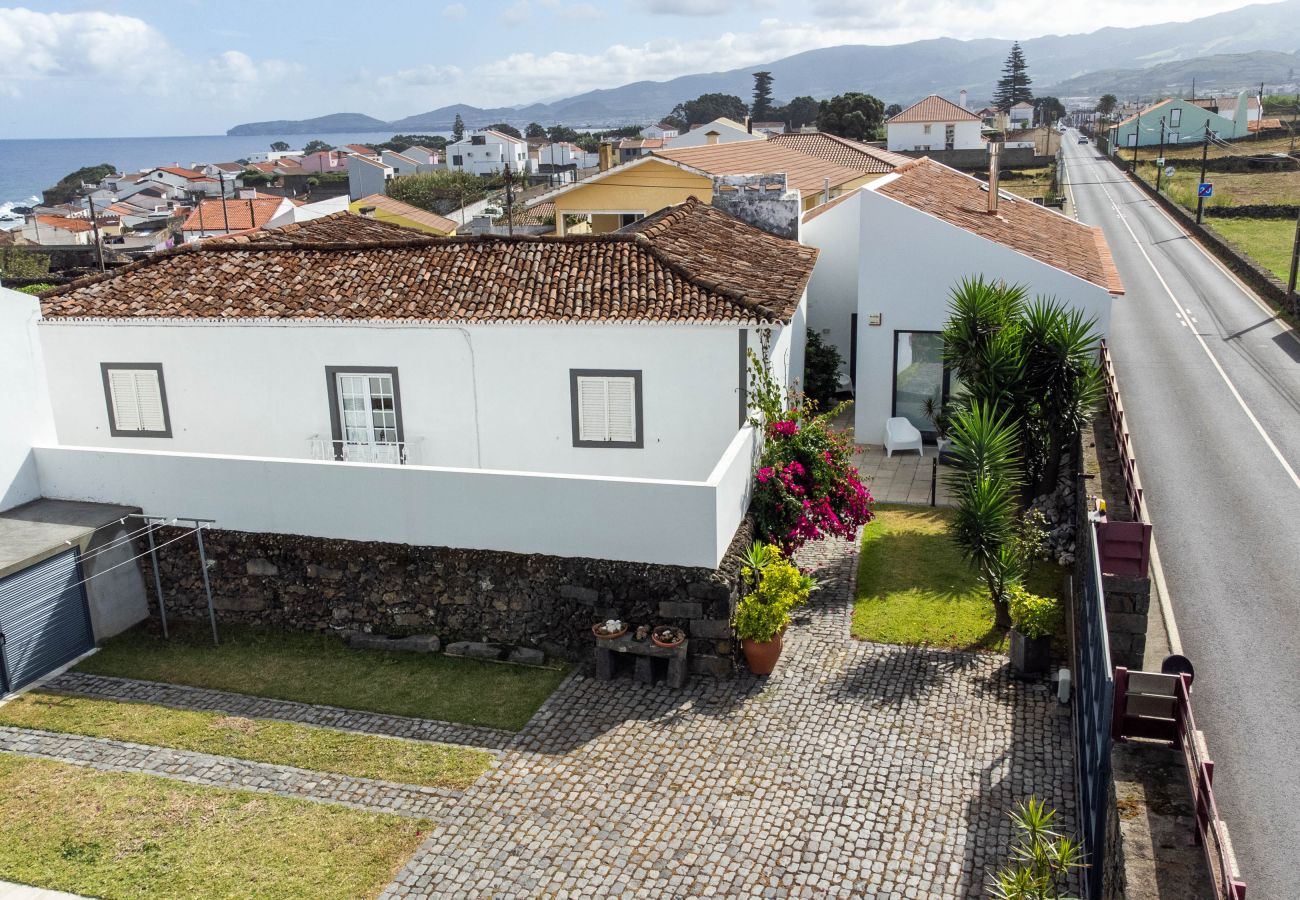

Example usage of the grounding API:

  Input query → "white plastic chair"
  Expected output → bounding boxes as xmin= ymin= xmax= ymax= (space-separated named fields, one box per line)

xmin=884 ymin=417 xmax=924 ymax=458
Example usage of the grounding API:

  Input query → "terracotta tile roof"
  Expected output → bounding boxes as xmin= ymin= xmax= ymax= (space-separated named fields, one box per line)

xmin=888 ymin=95 xmax=983 ymax=124
xmin=35 ymin=215 xmax=93 ymax=232
xmin=872 ymin=158 xmax=1124 ymax=294
xmin=495 ymin=201 xmax=557 ymax=228
xmin=41 ymin=197 xmax=814 ymax=324
xmin=1249 ymin=118 xmax=1282 ymax=132
xmin=181 ymin=197 xmax=284 ymax=232
xmin=216 ymin=210 xmax=426 ymax=245
xmin=353 ymin=194 xmax=458 ymax=235
xmin=654 ymin=142 xmax=866 ymax=197
xmin=344 ymin=144 xmax=375 ymax=154
xmin=766 ymin=132 xmax=910 ymax=174
xmin=150 ymin=166 xmax=206 ymax=180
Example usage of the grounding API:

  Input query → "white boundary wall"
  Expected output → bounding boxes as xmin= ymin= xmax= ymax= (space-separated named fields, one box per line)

xmin=34 ymin=425 xmax=759 ymax=569
xmin=0 ymin=287 xmax=55 ymax=511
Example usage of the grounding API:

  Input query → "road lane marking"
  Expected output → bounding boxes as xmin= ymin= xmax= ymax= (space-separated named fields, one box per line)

xmin=1098 ymin=176 xmax=1300 ymax=494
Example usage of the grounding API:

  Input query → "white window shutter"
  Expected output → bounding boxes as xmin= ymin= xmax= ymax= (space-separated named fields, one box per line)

xmin=605 ymin=378 xmax=637 ymax=443
xmin=133 ymin=371 xmax=166 ymax=431
xmin=108 ymin=368 xmax=165 ymax=432
xmin=576 ymin=377 xmax=608 ymax=442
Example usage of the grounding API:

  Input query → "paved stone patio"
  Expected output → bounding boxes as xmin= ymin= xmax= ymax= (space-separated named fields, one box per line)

xmin=852 ymin=443 xmax=955 ymax=507
xmin=0 ymin=725 xmax=458 ymax=819
xmin=383 ymin=534 xmax=1075 ymax=898
xmin=45 ymin=671 xmax=515 ymax=751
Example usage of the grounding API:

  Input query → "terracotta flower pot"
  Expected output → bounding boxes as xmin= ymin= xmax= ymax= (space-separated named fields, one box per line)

xmin=652 ymin=625 xmax=685 ymax=649
xmin=592 ymin=623 xmax=627 ymax=640
xmin=741 ymin=634 xmax=783 ymax=675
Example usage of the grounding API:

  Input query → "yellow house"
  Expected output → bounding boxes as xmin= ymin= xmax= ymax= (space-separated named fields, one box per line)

xmin=349 ymin=194 xmax=459 ymax=235
xmin=545 ymin=139 xmax=896 ymax=234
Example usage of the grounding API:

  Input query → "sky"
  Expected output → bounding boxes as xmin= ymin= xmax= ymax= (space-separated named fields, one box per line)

xmin=0 ymin=0 xmax=1278 ymax=138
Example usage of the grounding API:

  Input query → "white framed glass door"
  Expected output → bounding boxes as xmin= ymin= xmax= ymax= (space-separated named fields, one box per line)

xmin=335 ymin=372 xmax=400 ymax=463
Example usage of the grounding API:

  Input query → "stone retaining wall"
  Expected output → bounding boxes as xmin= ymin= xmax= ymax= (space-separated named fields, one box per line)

xmin=140 ymin=522 xmax=751 ymax=676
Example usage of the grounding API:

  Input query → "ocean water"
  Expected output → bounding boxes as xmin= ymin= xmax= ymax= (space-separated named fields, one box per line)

xmin=0 ymin=130 xmax=449 ymax=217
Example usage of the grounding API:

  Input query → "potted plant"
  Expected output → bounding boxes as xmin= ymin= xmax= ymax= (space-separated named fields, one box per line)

xmin=1008 ymin=587 xmax=1059 ymax=677
xmin=921 ymin=395 xmax=951 ymax=455
xmin=592 ymin=619 xmax=626 ymax=640
xmin=651 ymin=625 xmax=685 ymax=648
xmin=734 ymin=542 xmax=817 ymax=674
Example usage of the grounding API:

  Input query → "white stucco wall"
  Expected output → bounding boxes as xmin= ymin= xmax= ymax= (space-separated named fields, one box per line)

xmin=663 ymin=121 xmax=763 ymax=149
xmin=801 ymin=197 xmax=862 ymax=387
xmin=38 ymin=320 xmax=762 ymax=482
xmin=802 ymin=189 xmax=1114 ymax=445
xmin=886 ymin=120 xmax=984 ymax=152
xmin=0 ymin=287 xmax=55 ymax=511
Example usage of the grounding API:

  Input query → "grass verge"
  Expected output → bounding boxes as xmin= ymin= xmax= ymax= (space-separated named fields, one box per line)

xmin=853 ymin=505 xmax=1066 ymax=652
xmin=0 ymin=754 xmax=426 ymax=900
xmin=0 ymin=692 xmax=493 ymax=788
xmin=1206 ymin=217 xmax=1297 ymax=283
xmin=75 ymin=623 xmax=567 ymax=732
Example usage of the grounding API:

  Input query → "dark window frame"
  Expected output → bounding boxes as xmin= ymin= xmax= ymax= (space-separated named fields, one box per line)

xmin=889 ymin=330 xmax=954 ymax=440
xmin=324 ymin=366 xmax=405 ymax=461
xmin=99 ymin=362 xmax=173 ymax=438
xmin=569 ymin=368 xmax=644 ymax=449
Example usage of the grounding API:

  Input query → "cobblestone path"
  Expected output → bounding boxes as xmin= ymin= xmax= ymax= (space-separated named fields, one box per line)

xmin=46 ymin=672 xmax=514 ymax=751
xmin=0 ymin=726 xmax=455 ymax=819
xmin=382 ymin=534 xmax=1077 ymax=898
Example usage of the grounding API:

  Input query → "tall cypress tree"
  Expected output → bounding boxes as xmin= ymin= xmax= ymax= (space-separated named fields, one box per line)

xmin=751 ymin=71 xmax=775 ymax=121
xmin=452 ymin=114 xmax=465 ymax=142
xmin=993 ymin=42 xmax=1033 ymax=110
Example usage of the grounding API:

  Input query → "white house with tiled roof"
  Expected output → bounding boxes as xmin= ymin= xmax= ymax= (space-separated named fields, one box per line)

xmin=446 ymin=129 xmax=531 ymax=176
xmin=886 ymin=96 xmax=985 ymax=152
xmin=801 ymin=157 xmax=1122 ymax=444
xmin=663 ymin=118 xmax=763 ymax=149
xmin=29 ymin=200 xmax=813 ymax=568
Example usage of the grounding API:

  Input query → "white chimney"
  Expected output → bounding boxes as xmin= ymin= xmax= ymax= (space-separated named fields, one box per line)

xmin=987 ymin=142 xmax=1002 ymax=214
xmin=238 ymin=187 xmax=257 ymax=200
xmin=959 ymin=89 xmax=968 ymax=110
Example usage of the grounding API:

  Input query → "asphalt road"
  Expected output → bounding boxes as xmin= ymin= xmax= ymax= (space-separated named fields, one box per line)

xmin=1061 ymin=131 xmax=1300 ymax=897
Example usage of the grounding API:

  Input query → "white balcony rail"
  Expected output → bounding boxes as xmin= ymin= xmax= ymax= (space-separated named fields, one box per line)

xmin=307 ymin=436 xmax=416 ymax=465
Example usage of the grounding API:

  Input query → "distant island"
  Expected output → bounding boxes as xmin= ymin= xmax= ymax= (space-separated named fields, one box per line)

xmin=227 ymin=112 xmax=394 ymax=136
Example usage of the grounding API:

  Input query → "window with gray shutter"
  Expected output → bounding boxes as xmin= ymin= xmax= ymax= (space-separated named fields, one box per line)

xmin=100 ymin=363 xmax=172 ymax=437
xmin=570 ymin=369 xmax=643 ymax=448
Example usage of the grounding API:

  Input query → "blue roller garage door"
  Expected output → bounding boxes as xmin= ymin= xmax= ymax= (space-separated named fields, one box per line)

xmin=0 ymin=549 xmax=94 ymax=694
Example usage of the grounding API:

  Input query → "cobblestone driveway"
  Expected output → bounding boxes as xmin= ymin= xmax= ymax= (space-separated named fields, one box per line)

xmin=384 ymin=535 xmax=1076 ymax=898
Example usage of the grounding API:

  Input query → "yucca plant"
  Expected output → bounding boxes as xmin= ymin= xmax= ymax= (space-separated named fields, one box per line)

xmin=988 ymin=797 xmax=1085 ymax=900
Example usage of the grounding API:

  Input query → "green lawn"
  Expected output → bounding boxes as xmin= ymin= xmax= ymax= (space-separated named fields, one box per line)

xmin=0 ymin=692 xmax=492 ymax=788
xmin=0 ymin=754 xmax=426 ymax=899
xmin=1207 ymin=217 xmax=1297 ymax=283
xmin=75 ymin=623 xmax=567 ymax=732
xmin=853 ymin=505 xmax=1066 ymax=651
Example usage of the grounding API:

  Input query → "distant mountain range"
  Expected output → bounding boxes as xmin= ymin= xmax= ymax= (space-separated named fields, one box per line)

xmin=227 ymin=0 xmax=1300 ymax=136
xmin=1049 ymin=50 xmax=1300 ymax=97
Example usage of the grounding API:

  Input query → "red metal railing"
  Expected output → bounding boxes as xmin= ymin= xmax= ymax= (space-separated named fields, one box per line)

xmin=1113 ymin=668 xmax=1247 ymax=899
xmin=1099 ymin=340 xmax=1146 ymax=523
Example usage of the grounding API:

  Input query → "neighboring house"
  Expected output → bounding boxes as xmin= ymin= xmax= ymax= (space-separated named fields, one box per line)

xmin=886 ymin=96 xmax=985 ymax=152
xmin=801 ymin=157 xmax=1123 ymax=443
xmin=32 ymin=199 xmax=815 ymax=573
xmin=542 ymin=140 xmax=875 ymax=234
xmin=381 ymin=149 xmax=435 ymax=176
xmin=975 ymin=106 xmax=1000 ymax=127
xmin=264 ymin=195 xmax=351 ymax=230
xmin=343 ymin=144 xmax=379 ymax=158
xmin=662 ymin=118 xmax=764 ymax=149
xmin=538 ymin=142 xmax=598 ymax=172
xmin=346 ymin=154 xmax=395 ymax=201
xmin=349 ymin=194 xmax=458 ymax=235
xmin=138 ymin=167 xmax=221 ymax=199
xmin=1108 ymin=94 xmax=1250 ymax=148
xmin=402 ymin=146 xmax=441 ymax=166
xmin=751 ymin=121 xmax=787 ymax=137
xmin=1008 ymin=101 xmax=1035 ymax=129
xmin=296 ymin=151 xmax=349 ymax=174
xmin=642 ymin=123 xmax=679 ymax=140
xmin=246 ymin=150 xmax=304 ymax=164
xmin=766 ymin=132 xmax=911 ymax=179
xmin=617 ymin=137 xmax=664 ymax=163
xmin=180 ymin=194 xmax=293 ymax=241
xmin=20 ymin=215 xmax=94 ymax=245
xmin=446 ymin=130 xmax=531 ymax=176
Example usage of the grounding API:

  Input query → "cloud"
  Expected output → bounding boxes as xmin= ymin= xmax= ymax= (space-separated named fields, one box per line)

xmin=442 ymin=3 xmax=467 ymax=18
xmin=626 ymin=0 xmax=766 ymax=14
xmin=377 ymin=63 xmax=464 ymax=89
xmin=500 ymin=0 xmax=531 ymax=25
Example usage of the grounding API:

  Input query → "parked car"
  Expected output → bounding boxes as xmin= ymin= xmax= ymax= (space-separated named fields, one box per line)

xmin=1077 ymin=137 xmax=1089 ymax=144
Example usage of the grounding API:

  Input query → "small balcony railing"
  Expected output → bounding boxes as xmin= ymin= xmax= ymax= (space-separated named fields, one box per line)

xmin=307 ymin=437 xmax=416 ymax=465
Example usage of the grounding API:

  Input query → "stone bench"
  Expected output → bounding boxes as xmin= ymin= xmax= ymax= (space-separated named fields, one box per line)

xmin=594 ymin=634 xmax=689 ymax=689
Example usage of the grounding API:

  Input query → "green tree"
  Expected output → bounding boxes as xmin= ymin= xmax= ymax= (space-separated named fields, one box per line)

xmin=269 ymin=141 xmax=291 ymax=152
xmin=993 ymin=41 xmax=1034 ymax=110
xmin=667 ymin=92 xmax=748 ymax=127
xmin=41 ymin=163 xmax=116 ymax=205
xmin=240 ymin=169 xmax=275 ymax=187
xmin=386 ymin=170 xmax=492 ymax=215
xmin=547 ymin=124 xmax=582 ymax=143
xmin=487 ymin=122 xmax=522 ymax=138
xmin=302 ymin=140 xmax=334 ymax=154
xmin=816 ymin=92 xmax=886 ymax=141
xmin=1033 ymin=97 xmax=1066 ymax=126
xmin=751 ymin=71 xmax=775 ymax=120
xmin=779 ymin=95 xmax=821 ymax=130
xmin=525 ymin=122 xmax=547 ymax=139
xmin=884 ymin=102 xmax=903 ymax=118
xmin=376 ymin=134 xmax=448 ymax=153
xmin=452 ymin=114 xmax=465 ymax=142
xmin=1096 ymin=94 xmax=1118 ymax=118
xmin=802 ymin=330 xmax=843 ymax=408
xmin=0 ymin=247 xmax=51 ymax=278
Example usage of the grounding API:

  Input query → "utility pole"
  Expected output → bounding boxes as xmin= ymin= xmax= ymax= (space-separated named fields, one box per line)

xmin=1287 ymin=205 xmax=1300 ymax=310
xmin=503 ymin=163 xmax=514 ymax=236
xmin=217 ymin=172 xmax=230 ymax=234
xmin=1132 ymin=106 xmax=1142 ymax=171
xmin=85 ymin=193 xmax=105 ymax=272
xmin=1258 ymin=82 xmax=1265 ymax=141
xmin=1155 ymin=117 xmax=1167 ymax=192
xmin=1196 ymin=123 xmax=1211 ymax=225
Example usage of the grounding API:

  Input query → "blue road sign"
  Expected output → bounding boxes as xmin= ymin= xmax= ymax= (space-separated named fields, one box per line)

xmin=1198 ymin=183 xmax=1213 ymax=198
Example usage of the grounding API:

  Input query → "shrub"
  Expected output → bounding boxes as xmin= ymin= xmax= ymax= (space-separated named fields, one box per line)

xmin=802 ymin=329 xmax=843 ymax=408
xmin=1007 ymin=587 xmax=1059 ymax=639
xmin=14 ymin=283 xmax=57 ymax=295
xmin=734 ymin=543 xmax=816 ymax=642
xmin=988 ymin=797 xmax=1084 ymax=899
xmin=747 ymin=347 xmax=874 ymax=552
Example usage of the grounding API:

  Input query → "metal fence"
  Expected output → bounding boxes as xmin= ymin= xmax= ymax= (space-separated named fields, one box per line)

xmin=1099 ymin=340 xmax=1146 ymax=523
xmin=1073 ymin=520 xmax=1116 ymax=900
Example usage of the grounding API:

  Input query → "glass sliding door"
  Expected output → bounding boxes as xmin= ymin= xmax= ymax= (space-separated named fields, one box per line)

xmin=892 ymin=331 xmax=949 ymax=438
